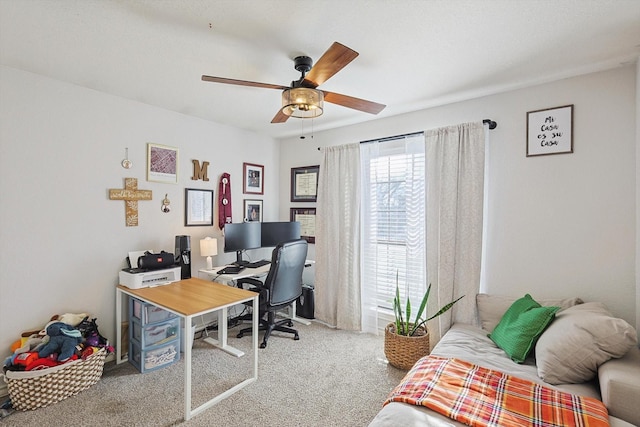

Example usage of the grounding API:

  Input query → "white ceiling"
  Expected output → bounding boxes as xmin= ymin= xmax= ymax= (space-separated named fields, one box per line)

xmin=1 ymin=0 xmax=639 ymax=139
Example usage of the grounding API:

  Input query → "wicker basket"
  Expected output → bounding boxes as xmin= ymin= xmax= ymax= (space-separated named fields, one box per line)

xmin=384 ymin=322 xmax=430 ymax=370
xmin=3 ymin=347 xmax=107 ymax=410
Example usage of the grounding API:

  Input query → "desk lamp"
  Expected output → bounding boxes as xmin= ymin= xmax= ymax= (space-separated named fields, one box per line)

xmin=199 ymin=237 xmax=218 ymax=270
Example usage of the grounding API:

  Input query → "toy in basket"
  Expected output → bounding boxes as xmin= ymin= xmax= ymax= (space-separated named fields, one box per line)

xmin=2 ymin=314 xmax=112 ymax=410
xmin=4 ymin=347 xmax=107 ymax=410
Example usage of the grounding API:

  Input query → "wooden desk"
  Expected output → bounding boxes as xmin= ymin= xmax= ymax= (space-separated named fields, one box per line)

xmin=115 ymin=277 xmax=258 ymax=421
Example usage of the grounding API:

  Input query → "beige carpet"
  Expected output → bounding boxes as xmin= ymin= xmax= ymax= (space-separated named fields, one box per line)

xmin=2 ymin=321 xmax=406 ymax=426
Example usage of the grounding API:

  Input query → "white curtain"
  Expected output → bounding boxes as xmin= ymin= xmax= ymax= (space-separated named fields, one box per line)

xmin=315 ymin=143 xmax=362 ymax=330
xmin=425 ymin=122 xmax=486 ymax=343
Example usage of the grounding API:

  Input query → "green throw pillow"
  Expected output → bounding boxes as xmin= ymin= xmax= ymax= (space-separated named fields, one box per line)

xmin=488 ymin=294 xmax=559 ymax=363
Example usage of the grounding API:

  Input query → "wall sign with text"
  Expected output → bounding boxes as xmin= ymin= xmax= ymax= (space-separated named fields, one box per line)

xmin=526 ymin=104 xmax=573 ymax=157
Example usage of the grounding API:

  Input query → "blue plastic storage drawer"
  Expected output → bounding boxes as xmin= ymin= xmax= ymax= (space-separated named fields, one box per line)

xmin=130 ymin=297 xmax=177 ymax=325
xmin=132 ymin=317 xmax=179 ymax=347
xmin=129 ymin=337 xmax=180 ymax=373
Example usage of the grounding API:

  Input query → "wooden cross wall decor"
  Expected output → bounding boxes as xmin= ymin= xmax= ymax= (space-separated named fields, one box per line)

xmin=109 ymin=178 xmax=152 ymax=226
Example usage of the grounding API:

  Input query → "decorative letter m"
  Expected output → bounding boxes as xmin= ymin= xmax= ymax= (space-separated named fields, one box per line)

xmin=191 ymin=160 xmax=210 ymax=181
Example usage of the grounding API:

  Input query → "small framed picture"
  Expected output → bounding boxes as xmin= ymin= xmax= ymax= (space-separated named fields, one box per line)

xmin=244 ymin=199 xmax=263 ymax=222
xmin=243 ymin=162 xmax=264 ymax=195
xmin=291 ymin=165 xmax=319 ymax=202
xmin=147 ymin=143 xmax=179 ymax=184
xmin=184 ymin=188 xmax=213 ymax=226
xmin=526 ymin=105 xmax=574 ymax=157
xmin=290 ymin=207 xmax=316 ymax=244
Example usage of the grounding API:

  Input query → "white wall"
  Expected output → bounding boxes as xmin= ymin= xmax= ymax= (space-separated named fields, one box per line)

xmin=279 ymin=65 xmax=638 ymax=328
xmin=0 ymin=66 xmax=279 ymax=356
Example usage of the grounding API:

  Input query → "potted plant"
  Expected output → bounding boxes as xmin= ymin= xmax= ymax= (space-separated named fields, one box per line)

xmin=384 ymin=275 xmax=464 ymax=370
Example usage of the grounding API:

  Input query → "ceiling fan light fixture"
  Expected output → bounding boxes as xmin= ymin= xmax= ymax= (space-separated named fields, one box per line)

xmin=282 ymin=87 xmax=324 ymax=118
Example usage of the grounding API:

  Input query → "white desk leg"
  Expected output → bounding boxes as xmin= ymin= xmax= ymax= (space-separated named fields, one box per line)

xmin=184 ymin=314 xmax=193 ymax=420
xmin=203 ymin=307 xmax=245 ymax=357
xmin=252 ymin=294 xmax=258 ymax=376
xmin=186 ymin=298 xmax=258 ymax=420
xmin=115 ymin=288 xmax=125 ymax=364
xmin=289 ymin=302 xmax=311 ymax=326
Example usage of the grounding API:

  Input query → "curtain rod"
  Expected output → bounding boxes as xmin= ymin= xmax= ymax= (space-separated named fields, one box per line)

xmin=317 ymin=119 xmax=497 ymax=150
xmin=483 ymin=119 xmax=497 ymax=129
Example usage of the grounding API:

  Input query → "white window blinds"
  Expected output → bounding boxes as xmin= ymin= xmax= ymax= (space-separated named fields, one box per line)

xmin=360 ymin=133 xmax=426 ymax=333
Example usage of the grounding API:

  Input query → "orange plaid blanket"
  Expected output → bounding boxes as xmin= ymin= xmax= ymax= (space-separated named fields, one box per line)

xmin=385 ymin=356 xmax=609 ymax=427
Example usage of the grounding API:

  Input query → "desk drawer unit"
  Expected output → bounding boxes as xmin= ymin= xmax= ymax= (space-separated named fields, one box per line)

xmin=130 ymin=297 xmax=178 ymax=325
xmin=131 ymin=317 xmax=179 ymax=347
xmin=129 ymin=337 xmax=180 ymax=373
xmin=128 ymin=297 xmax=181 ymax=373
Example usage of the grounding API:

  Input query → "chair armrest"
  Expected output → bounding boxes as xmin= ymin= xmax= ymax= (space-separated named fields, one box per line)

xmin=237 ymin=277 xmax=268 ymax=304
xmin=598 ymin=346 xmax=640 ymax=426
xmin=237 ymin=277 xmax=264 ymax=289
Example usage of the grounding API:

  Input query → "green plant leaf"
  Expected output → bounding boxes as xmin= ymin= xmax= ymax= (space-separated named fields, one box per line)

xmin=425 ymin=295 xmax=465 ymax=322
xmin=393 ymin=281 xmax=403 ymax=333
xmin=410 ymin=283 xmax=431 ymax=335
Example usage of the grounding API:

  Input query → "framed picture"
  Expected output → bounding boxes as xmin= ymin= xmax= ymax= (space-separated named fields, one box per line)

xmin=291 ymin=165 xmax=319 ymax=202
xmin=526 ymin=104 xmax=574 ymax=157
xmin=243 ymin=162 xmax=264 ymax=195
xmin=184 ymin=188 xmax=213 ymax=226
xmin=290 ymin=207 xmax=316 ymax=244
xmin=147 ymin=143 xmax=179 ymax=183
xmin=244 ymin=199 xmax=263 ymax=222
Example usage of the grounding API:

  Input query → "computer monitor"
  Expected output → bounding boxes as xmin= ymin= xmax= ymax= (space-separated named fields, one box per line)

xmin=223 ymin=222 xmax=261 ymax=265
xmin=261 ymin=221 xmax=301 ymax=248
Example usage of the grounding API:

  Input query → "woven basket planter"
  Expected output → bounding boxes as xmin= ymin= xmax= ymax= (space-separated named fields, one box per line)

xmin=4 ymin=347 xmax=107 ymax=411
xmin=384 ymin=322 xmax=430 ymax=370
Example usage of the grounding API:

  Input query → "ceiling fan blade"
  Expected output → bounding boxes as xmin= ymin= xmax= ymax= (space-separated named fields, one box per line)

xmin=322 ymin=91 xmax=386 ymax=115
xmin=202 ymin=75 xmax=288 ymax=90
xmin=302 ymin=42 xmax=359 ymax=88
xmin=271 ymin=108 xmax=290 ymax=123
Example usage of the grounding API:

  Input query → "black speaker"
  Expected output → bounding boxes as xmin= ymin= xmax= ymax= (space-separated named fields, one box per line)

xmin=138 ymin=251 xmax=175 ymax=270
xmin=175 ymin=235 xmax=191 ymax=279
xmin=296 ymin=284 xmax=315 ymax=319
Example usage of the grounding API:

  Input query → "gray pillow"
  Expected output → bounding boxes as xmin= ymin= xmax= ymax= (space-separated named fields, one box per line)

xmin=476 ymin=293 xmax=583 ymax=332
xmin=535 ymin=302 xmax=638 ymax=385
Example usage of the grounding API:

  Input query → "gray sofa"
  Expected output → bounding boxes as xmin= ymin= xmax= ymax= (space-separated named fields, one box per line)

xmin=370 ymin=294 xmax=640 ymax=427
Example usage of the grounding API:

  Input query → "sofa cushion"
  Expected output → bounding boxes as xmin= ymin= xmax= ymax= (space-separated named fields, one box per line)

xmin=598 ymin=347 xmax=640 ymax=426
xmin=477 ymin=293 xmax=583 ymax=332
xmin=535 ymin=302 xmax=638 ymax=385
xmin=488 ymin=294 xmax=559 ymax=363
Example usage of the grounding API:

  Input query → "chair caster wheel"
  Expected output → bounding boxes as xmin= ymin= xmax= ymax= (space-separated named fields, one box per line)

xmin=237 ymin=332 xmax=244 ymax=338
xmin=287 ymin=321 xmax=293 ymax=327
xmin=260 ymin=342 xmax=267 ymax=349
xmin=294 ymin=334 xmax=300 ymax=341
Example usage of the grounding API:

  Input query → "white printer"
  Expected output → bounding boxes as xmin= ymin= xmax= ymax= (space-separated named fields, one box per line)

xmin=119 ymin=267 xmax=181 ymax=289
xmin=118 ymin=250 xmax=181 ymax=289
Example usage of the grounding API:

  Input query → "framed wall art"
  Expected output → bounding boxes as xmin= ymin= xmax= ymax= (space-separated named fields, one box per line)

xmin=526 ymin=104 xmax=574 ymax=157
xmin=184 ymin=188 xmax=213 ymax=226
xmin=147 ymin=143 xmax=179 ymax=183
xmin=290 ymin=207 xmax=316 ymax=244
xmin=243 ymin=162 xmax=264 ymax=195
xmin=244 ymin=199 xmax=263 ymax=222
xmin=291 ymin=165 xmax=319 ymax=202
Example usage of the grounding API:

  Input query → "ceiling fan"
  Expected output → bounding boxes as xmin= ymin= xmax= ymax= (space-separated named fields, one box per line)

xmin=201 ymin=42 xmax=386 ymax=123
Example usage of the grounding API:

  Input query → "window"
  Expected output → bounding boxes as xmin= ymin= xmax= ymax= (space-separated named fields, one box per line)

xmin=361 ymin=133 xmax=426 ymax=331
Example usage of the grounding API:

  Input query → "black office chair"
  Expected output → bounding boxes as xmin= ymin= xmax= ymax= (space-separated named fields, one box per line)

xmin=236 ymin=239 xmax=308 ymax=348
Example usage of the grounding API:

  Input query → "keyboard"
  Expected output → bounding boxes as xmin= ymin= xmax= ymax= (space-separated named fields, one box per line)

xmin=216 ymin=266 xmax=245 ymax=275
xmin=245 ymin=259 xmax=271 ymax=268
